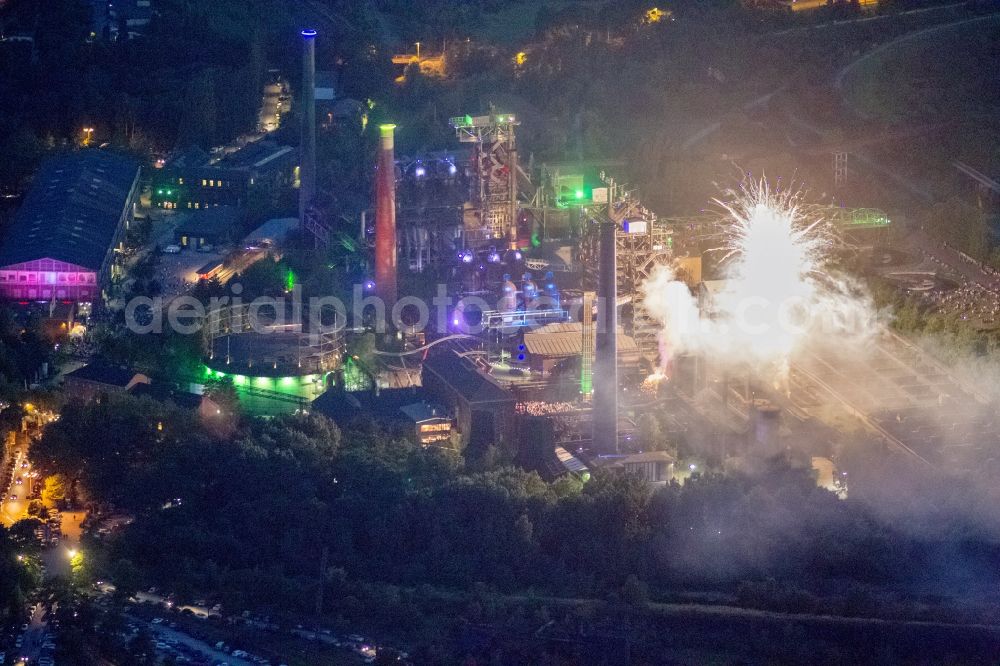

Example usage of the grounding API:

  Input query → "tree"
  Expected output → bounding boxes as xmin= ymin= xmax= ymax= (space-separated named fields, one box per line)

xmin=109 ymin=558 xmax=143 ymax=602
xmin=42 ymin=474 xmax=68 ymax=506
xmin=27 ymin=500 xmax=47 ymax=519
xmin=8 ymin=518 xmax=42 ymax=551
xmin=176 ymin=70 xmax=218 ymax=149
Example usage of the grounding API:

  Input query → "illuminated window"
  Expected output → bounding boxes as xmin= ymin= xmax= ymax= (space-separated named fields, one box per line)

xmin=195 ymin=202 xmax=200 ymax=209
xmin=209 ymin=179 xmax=215 ymax=187
xmin=202 ymin=179 xmax=207 ymax=186
xmin=420 ymin=423 xmax=451 ymax=432
xmin=178 ymin=177 xmax=184 ymax=185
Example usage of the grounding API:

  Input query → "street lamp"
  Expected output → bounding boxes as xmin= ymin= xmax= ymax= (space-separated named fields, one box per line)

xmin=415 ymin=41 xmax=421 ymax=59
xmin=82 ymin=127 xmax=95 ymax=146
xmin=67 ymin=548 xmax=78 ymax=559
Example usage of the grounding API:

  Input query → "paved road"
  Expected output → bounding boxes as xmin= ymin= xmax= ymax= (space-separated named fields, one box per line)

xmin=834 ymin=12 xmax=1000 ymax=93
xmin=96 ymin=582 xmax=214 ymax=617
xmin=13 ymin=602 xmax=51 ymax=665
xmin=770 ymin=0 xmax=976 ymax=38
xmin=2 ymin=448 xmax=32 ymax=527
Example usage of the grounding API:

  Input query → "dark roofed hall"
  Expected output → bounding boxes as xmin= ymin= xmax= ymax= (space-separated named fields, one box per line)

xmin=64 ymin=363 xmax=144 ymax=387
xmin=422 ymin=352 xmax=512 ymax=405
xmin=63 ymin=362 xmax=150 ymax=402
xmin=0 ymin=150 xmax=139 ymax=270
xmin=0 ymin=150 xmax=140 ymax=302
xmin=421 ymin=351 xmax=515 ymax=449
xmin=174 ymin=206 xmax=240 ymax=248
xmin=164 ymin=145 xmax=211 ymax=169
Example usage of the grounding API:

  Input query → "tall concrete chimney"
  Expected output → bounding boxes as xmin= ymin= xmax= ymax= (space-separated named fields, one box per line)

xmin=592 ymin=221 xmax=618 ymax=454
xmin=375 ymin=124 xmax=398 ymax=306
xmin=299 ymin=28 xmax=317 ymax=227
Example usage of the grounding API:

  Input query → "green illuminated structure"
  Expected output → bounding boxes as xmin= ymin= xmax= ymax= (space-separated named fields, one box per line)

xmin=202 ymin=365 xmax=330 ymax=415
xmin=830 ymin=207 xmax=891 ymax=229
xmin=553 ymin=173 xmax=591 ymax=208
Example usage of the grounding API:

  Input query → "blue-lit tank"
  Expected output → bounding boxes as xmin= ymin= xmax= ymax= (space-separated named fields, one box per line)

xmin=501 ymin=274 xmax=518 ymax=312
xmin=544 ymin=271 xmax=560 ymax=309
xmin=522 ymin=272 xmax=537 ymax=307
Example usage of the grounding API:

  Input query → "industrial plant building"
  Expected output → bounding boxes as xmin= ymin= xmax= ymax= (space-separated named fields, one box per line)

xmin=522 ymin=322 xmax=641 ymax=374
xmin=312 ymin=387 xmax=453 ymax=446
xmin=173 ymin=205 xmax=240 ymax=250
xmin=422 ymin=352 xmax=517 ymax=450
xmin=151 ymin=140 xmax=296 ymax=211
xmin=0 ymin=150 xmax=140 ymax=303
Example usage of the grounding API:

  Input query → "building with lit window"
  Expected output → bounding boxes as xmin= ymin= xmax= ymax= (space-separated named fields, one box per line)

xmin=0 ymin=151 xmax=140 ymax=303
xmin=173 ymin=205 xmax=239 ymax=250
xmin=312 ymin=387 xmax=453 ymax=446
xmin=422 ymin=352 xmax=516 ymax=450
xmin=151 ymin=140 xmax=296 ymax=211
xmin=593 ymin=451 xmax=676 ymax=487
xmin=399 ymin=402 xmax=452 ymax=445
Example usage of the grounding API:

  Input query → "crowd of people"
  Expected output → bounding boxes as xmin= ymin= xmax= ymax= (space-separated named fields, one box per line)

xmin=521 ymin=400 xmax=578 ymax=416
xmin=922 ymin=283 xmax=1000 ymax=326
xmin=918 ymin=247 xmax=1000 ymax=326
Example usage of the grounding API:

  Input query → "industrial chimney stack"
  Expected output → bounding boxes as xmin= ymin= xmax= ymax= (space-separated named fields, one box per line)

xmin=375 ymin=124 xmax=398 ymax=306
xmin=299 ymin=29 xmax=317 ymax=228
xmin=592 ymin=221 xmax=619 ymax=454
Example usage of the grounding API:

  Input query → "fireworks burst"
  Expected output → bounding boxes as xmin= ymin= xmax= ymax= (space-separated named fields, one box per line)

xmin=641 ymin=372 xmax=668 ymax=395
xmin=710 ymin=180 xmax=835 ymax=373
xmin=641 ymin=178 xmax=876 ymax=388
xmin=713 ymin=181 xmax=831 ymax=284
